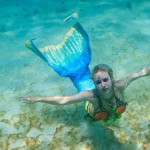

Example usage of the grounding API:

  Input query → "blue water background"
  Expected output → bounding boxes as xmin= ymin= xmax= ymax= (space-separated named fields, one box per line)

xmin=0 ymin=0 xmax=150 ymax=149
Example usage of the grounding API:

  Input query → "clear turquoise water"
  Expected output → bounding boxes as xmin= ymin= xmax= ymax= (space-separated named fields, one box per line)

xmin=0 ymin=0 xmax=150 ymax=149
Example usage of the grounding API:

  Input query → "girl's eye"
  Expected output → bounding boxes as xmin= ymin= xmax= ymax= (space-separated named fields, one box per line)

xmin=103 ymin=78 xmax=108 ymax=82
xmin=96 ymin=81 xmax=101 ymax=84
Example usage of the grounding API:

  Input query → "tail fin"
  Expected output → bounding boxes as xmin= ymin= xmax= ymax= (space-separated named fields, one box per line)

xmin=25 ymin=13 xmax=95 ymax=91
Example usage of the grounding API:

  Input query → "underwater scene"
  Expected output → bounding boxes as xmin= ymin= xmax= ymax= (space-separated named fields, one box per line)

xmin=0 ymin=0 xmax=150 ymax=149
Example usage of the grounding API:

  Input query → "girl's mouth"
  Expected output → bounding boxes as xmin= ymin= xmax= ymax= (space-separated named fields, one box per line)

xmin=102 ymin=88 xmax=108 ymax=92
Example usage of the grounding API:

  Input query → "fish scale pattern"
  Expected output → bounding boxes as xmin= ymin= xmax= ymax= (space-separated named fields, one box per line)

xmin=25 ymin=15 xmax=95 ymax=91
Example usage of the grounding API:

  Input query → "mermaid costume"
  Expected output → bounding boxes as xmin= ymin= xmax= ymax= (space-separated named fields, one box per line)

xmin=25 ymin=14 xmax=95 ymax=92
xmin=25 ymin=14 xmax=126 ymax=122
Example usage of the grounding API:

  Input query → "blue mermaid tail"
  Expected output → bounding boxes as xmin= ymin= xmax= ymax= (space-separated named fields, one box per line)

xmin=25 ymin=14 xmax=95 ymax=92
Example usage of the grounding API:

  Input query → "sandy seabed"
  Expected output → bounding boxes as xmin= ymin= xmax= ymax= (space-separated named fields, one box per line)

xmin=0 ymin=0 xmax=150 ymax=149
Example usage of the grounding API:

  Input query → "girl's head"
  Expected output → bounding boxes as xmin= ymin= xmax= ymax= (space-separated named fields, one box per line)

xmin=92 ymin=64 xmax=114 ymax=81
xmin=92 ymin=64 xmax=114 ymax=98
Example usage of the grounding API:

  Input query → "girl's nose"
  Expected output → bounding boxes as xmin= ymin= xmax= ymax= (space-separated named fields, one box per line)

xmin=101 ymin=82 xmax=106 ymax=87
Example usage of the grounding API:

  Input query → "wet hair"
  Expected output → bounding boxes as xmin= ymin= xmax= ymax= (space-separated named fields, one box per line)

xmin=92 ymin=64 xmax=114 ymax=81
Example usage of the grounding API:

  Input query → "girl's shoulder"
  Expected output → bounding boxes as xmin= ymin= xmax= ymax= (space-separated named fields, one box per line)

xmin=86 ymin=89 xmax=100 ymax=104
xmin=114 ymin=79 xmax=127 ymax=91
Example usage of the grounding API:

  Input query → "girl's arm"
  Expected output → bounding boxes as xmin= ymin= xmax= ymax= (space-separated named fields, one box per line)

xmin=125 ymin=67 xmax=150 ymax=87
xmin=18 ymin=90 xmax=95 ymax=105
xmin=116 ymin=67 xmax=150 ymax=90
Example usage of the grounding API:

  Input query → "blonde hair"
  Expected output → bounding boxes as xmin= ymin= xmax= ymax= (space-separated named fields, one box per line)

xmin=92 ymin=64 xmax=114 ymax=81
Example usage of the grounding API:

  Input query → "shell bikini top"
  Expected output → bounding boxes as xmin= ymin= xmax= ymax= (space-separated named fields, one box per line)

xmin=94 ymin=96 xmax=127 ymax=120
xmin=85 ymin=90 xmax=127 ymax=121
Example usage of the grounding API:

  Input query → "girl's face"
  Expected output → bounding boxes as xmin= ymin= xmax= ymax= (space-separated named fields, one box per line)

xmin=93 ymin=71 xmax=113 ymax=98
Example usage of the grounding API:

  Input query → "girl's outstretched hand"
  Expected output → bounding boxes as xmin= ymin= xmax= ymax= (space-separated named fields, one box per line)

xmin=17 ymin=96 xmax=37 ymax=104
xmin=141 ymin=67 xmax=150 ymax=76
